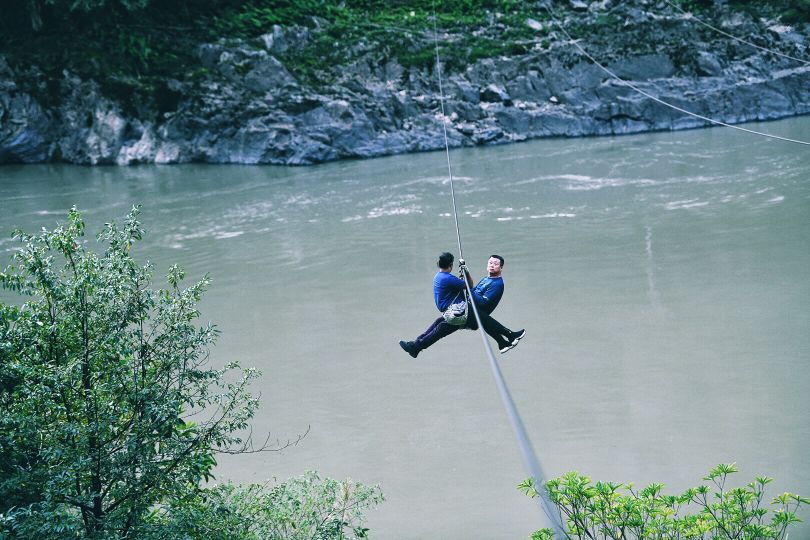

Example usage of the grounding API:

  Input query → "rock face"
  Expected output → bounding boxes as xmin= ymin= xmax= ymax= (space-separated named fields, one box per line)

xmin=0 ymin=58 xmax=52 ymax=163
xmin=1 ymin=3 xmax=809 ymax=165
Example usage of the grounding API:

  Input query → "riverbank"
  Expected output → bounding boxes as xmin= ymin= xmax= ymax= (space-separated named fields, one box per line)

xmin=1 ymin=0 xmax=809 ymax=165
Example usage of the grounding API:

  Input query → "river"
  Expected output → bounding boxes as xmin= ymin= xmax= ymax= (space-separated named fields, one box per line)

xmin=2 ymin=117 xmax=809 ymax=539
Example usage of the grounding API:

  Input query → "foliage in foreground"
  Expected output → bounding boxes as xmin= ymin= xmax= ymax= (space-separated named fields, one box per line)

xmin=521 ymin=463 xmax=808 ymax=539
xmin=0 ymin=207 xmax=383 ymax=538
xmin=147 ymin=471 xmax=384 ymax=540
xmin=0 ymin=206 xmax=259 ymax=536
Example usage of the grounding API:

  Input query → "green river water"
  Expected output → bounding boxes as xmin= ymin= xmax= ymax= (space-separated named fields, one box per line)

xmin=1 ymin=117 xmax=809 ymax=538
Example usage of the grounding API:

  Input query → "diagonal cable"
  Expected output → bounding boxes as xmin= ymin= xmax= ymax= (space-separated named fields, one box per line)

xmin=432 ymin=10 xmax=465 ymax=261
xmin=662 ymin=0 xmax=809 ymax=65
xmin=461 ymin=273 xmax=566 ymax=536
xmin=543 ymin=4 xmax=810 ymax=147
xmin=431 ymin=2 xmax=566 ymax=535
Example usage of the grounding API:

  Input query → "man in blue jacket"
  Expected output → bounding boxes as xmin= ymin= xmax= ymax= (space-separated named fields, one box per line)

xmin=399 ymin=252 xmax=525 ymax=358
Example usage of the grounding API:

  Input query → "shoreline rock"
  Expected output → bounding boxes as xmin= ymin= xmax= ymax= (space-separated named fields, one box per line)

xmin=1 ymin=2 xmax=809 ymax=166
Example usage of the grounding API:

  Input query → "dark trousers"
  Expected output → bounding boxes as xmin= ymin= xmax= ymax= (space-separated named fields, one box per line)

xmin=414 ymin=310 xmax=512 ymax=352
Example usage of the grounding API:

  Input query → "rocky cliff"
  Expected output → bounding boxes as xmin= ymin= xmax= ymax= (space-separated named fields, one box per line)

xmin=1 ymin=0 xmax=808 ymax=165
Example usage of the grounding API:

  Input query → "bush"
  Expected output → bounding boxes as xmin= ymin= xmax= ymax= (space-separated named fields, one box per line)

xmin=783 ymin=0 xmax=810 ymax=22
xmin=145 ymin=471 xmax=384 ymax=540
xmin=521 ymin=463 xmax=808 ymax=539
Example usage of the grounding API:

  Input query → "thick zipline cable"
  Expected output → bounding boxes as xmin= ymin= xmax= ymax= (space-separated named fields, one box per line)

xmin=431 ymin=3 xmax=565 ymax=536
xmin=543 ymin=4 xmax=810 ymax=147
xmin=460 ymin=279 xmax=565 ymax=537
xmin=662 ymin=0 xmax=809 ymax=66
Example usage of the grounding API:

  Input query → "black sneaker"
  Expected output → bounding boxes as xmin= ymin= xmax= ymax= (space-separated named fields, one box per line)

xmin=509 ymin=329 xmax=526 ymax=344
xmin=399 ymin=340 xmax=419 ymax=358
xmin=499 ymin=330 xmax=526 ymax=354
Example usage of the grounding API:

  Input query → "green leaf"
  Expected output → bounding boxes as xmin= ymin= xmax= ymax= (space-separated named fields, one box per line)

xmin=518 ymin=477 xmax=538 ymax=498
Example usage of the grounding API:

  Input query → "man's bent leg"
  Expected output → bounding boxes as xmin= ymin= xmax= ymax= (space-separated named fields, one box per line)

xmin=478 ymin=311 xmax=510 ymax=341
xmin=461 ymin=310 xmax=524 ymax=353
xmin=415 ymin=317 xmax=444 ymax=343
xmin=414 ymin=316 xmax=461 ymax=351
xmin=474 ymin=311 xmax=524 ymax=351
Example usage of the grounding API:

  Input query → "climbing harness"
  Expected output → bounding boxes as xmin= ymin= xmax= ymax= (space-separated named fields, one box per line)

xmin=431 ymin=3 xmax=565 ymax=536
xmin=543 ymin=4 xmax=810 ymax=147
xmin=442 ymin=290 xmax=469 ymax=326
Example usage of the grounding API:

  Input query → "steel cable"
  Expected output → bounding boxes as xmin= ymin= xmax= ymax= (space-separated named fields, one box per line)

xmin=662 ymin=0 xmax=809 ymax=66
xmin=430 ymin=2 xmax=566 ymax=536
xmin=543 ymin=4 xmax=810 ymax=147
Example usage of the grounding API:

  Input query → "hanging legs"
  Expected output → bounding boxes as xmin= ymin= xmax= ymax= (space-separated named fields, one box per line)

xmin=400 ymin=316 xmax=463 ymax=358
xmin=468 ymin=312 xmax=525 ymax=353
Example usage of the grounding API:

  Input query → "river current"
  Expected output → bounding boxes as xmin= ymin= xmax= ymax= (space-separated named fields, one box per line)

xmin=2 ymin=117 xmax=809 ymax=539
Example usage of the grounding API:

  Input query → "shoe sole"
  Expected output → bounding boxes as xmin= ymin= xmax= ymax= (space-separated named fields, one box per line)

xmin=399 ymin=341 xmax=419 ymax=358
xmin=500 ymin=331 xmax=525 ymax=354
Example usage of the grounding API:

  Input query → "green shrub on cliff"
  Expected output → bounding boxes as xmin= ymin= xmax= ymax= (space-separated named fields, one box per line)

xmin=521 ymin=463 xmax=808 ymax=539
xmin=784 ymin=0 xmax=810 ymax=22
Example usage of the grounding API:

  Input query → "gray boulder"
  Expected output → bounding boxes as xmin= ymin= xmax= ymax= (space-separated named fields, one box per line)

xmin=695 ymin=51 xmax=723 ymax=76
xmin=607 ymin=54 xmax=676 ymax=81
xmin=243 ymin=54 xmax=297 ymax=93
xmin=480 ymin=83 xmax=512 ymax=104
xmin=116 ymin=121 xmax=158 ymax=165
xmin=0 ymin=92 xmax=52 ymax=163
xmin=0 ymin=58 xmax=52 ymax=163
xmin=57 ymin=73 xmax=128 ymax=165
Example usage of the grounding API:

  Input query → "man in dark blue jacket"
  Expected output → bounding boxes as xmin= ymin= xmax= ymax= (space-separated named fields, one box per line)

xmin=399 ymin=253 xmax=525 ymax=358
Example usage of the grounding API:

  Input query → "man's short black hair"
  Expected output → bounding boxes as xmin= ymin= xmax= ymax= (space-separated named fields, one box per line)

xmin=438 ymin=252 xmax=454 ymax=269
xmin=490 ymin=254 xmax=504 ymax=267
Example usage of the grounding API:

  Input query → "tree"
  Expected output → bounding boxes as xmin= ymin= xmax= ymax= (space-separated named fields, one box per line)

xmin=0 ymin=206 xmax=275 ymax=538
